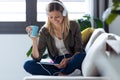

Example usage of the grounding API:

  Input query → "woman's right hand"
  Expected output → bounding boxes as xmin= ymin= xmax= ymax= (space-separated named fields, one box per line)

xmin=55 ymin=58 xmax=70 ymax=69
xmin=26 ymin=26 xmax=39 ymax=58
xmin=26 ymin=26 xmax=38 ymax=42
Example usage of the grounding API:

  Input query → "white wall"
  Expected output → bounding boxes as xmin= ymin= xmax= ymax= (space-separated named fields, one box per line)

xmin=109 ymin=16 xmax=120 ymax=36
xmin=0 ymin=34 xmax=31 ymax=80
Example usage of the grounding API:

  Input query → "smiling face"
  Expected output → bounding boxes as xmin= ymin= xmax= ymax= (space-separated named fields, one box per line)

xmin=48 ymin=11 xmax=64 ymax=27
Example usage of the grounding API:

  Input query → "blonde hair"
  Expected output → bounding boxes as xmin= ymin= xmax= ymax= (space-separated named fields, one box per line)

xmin=45 ymin=0 xmax=70 ymax=39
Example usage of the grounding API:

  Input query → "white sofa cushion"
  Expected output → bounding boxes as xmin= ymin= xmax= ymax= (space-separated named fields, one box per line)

xmin=106 ymin=40 xmax=120 ymax=54
xmin=106 ymin=33 xmax=120 ymax=55
xmin=85 ymin=28 xmax=105 ymax=53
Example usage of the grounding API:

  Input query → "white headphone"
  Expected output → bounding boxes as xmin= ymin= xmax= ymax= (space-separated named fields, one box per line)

xmin=46 ymin=1 xmax=67 ymax=16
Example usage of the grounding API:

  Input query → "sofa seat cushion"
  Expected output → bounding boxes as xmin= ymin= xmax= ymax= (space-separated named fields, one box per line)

xmin=23 ymin=76 xmax=110 ymax=80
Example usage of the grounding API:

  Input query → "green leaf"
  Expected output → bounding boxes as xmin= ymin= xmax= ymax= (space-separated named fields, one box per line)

xmin=77 ymin=19 xmax=91 ymax=31
xmin=94 ymin=18 xmax=103 ymax=28
xmin=106 ymin=13 xmax=118 ymax=24
xmin=83 ymin=14 xmax=91 ymax=20
xmin=112 ymin=0 xmax=120 ymax=4
xmin=26 ymin=46 xmax=32 ymax=57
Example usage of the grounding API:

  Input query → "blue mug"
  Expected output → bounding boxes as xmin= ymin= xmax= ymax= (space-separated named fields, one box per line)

xmin=30 ymin=25 xmax=39 ymax=37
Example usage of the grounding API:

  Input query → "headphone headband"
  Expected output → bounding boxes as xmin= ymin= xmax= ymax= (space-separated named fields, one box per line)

xmin=46 ymin=1 xmax=67 ymax=16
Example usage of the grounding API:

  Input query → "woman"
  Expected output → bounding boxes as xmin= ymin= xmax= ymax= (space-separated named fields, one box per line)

xmin=24 ymin=0 xmax=86 ymax=76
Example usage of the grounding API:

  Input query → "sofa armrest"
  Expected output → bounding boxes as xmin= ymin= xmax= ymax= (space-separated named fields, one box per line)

xmin=85 ymin=28 xmax=105 ymax=53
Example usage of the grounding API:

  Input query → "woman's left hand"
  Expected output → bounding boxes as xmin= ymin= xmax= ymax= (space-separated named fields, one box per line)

xmin=55 ymin=58 xmax=71 ymax=69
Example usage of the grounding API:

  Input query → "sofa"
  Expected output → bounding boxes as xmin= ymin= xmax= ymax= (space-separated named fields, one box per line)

xmin=23 ymin=28 xmax=120 ymax=80
xmin=82 ymin=28 xmax=120 ymax=80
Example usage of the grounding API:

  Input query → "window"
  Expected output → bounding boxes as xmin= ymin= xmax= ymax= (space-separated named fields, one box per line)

xmin=0 ymin=0 xmax=26 ymax=21
xmin=0 ymin=0 xmax=91 ymax=34
xmin=37 ymin=0 xmax=91 ymax=21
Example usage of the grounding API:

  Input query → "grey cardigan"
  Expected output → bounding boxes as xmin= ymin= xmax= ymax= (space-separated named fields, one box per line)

xmin=32 ymin=20 xmax=83 ymax=61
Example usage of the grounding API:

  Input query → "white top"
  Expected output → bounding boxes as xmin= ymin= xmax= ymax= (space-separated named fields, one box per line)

xmin=54 ymin=36 xmax=69 ymax=56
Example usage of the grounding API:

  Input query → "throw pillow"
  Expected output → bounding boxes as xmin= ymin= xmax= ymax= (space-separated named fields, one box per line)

xmin=106 ymin=33 xmax=120 ymax=55
xmin=106 ymin=40 xmax=120 ymax=55
xmin=81 ymin=28 xmax=94 ymax=48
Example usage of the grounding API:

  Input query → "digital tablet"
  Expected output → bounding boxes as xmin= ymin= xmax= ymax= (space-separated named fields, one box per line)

xmin=37 ymin=62 xmax=58 ymax=66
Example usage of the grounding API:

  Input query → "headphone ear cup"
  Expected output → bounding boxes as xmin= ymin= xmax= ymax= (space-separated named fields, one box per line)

xmin=62 ymin=9 xmax=67 ymax=16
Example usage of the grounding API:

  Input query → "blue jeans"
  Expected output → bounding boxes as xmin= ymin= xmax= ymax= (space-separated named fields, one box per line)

xmin=23 ymin=50 xmax=86 ymax=75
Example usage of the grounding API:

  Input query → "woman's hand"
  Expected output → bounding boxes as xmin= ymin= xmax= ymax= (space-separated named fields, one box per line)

xmin=26 ymin=26 xmax=38 ymax=41
xmin=55 ymin=58 xmax=71 ymax=69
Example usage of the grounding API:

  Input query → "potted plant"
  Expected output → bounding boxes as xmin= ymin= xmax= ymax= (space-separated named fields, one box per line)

xmin=102 ymin=0 xmax=120 ymax=24
xmin=77 ymin=14 xmax=103 ymax=31
xmin=26 ymin=46 xmax=48 ymax=58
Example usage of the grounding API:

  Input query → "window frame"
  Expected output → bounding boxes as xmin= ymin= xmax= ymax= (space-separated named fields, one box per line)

xmin=0 ymin=0 xmax=90 ymax=34
xmin=0 ymin=0 xmax=44 ymax=34
xmin=37 ymin=0 xmax=89 ymax=21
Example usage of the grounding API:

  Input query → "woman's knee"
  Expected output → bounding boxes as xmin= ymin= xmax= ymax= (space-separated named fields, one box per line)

xmin=74 ymin=51 xmax=86 ymax=60
xmin=23 ymin=60 xmax=36 ymax=71
xmin=69 ymin=51 xmax=86 ymax=67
